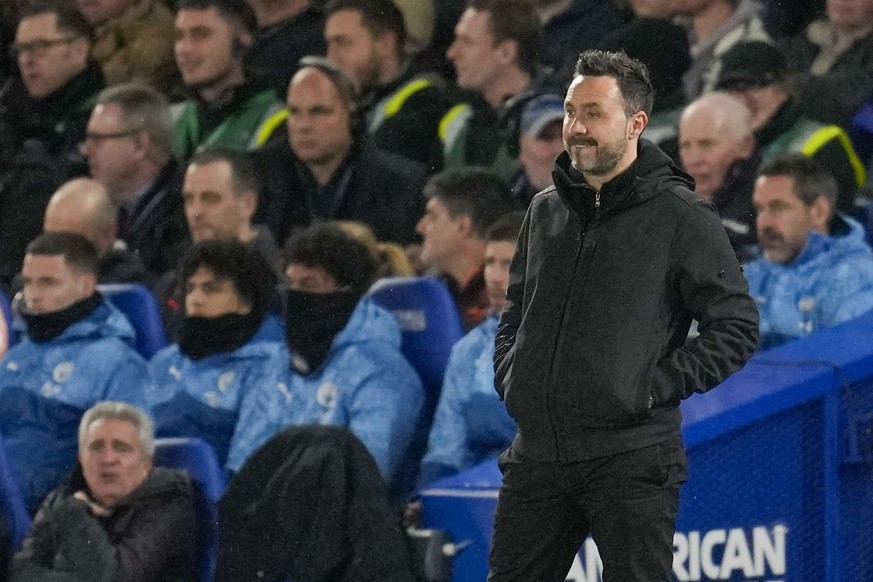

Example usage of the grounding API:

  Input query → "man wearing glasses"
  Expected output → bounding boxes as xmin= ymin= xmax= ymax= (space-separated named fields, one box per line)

xmin=81 ymin=83 xmax=188 ymax=279
xmin=0 ymin=2 xmax=104 ymax=290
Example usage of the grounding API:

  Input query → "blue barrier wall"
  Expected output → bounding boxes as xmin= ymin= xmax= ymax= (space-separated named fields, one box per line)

xmin=420 ymin=311 xmax=873 ymax=582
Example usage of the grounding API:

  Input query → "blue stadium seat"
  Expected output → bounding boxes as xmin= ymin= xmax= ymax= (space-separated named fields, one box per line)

xmin=851 ymin=198 xmax=873 ymax=248
xmin=366 ymin=276 xmax=465 ymax=407
xmin=98 ymin=283 xmax=168 ymax=359
xmin=850 ymin=98 xmax=873 ymax=167
xmin=0 ymin=288 xmax=16 ymax=351
xmin=153 ymin=437 xmax=226 ymax=582
xmin=0 ymin=432 xmax=31 ymax=566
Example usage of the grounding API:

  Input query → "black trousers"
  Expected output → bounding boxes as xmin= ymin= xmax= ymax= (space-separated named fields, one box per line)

xmin=488 ymin=435 xmax=688 ymax=582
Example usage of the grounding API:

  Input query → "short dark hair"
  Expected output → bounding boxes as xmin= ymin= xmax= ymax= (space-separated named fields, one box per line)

xmin=468 ymin=0 xmax=541 ymax=77
xmin=283 ymin=223 xmax=378 ymax=296
xmin=486 ymin=210 xmax=525 ymax=244
xmin=757 ymin=154 xmax=838 ymax=208
xmin=19 ymin=2 xmax=92 ymax=42
xmin=575 ymin=49 xmax=654 ymax=116
xmin=25 ymin=232 xmax=98 ymax=275
xmin=180 ymin=239 xmax=278 ymax=319
xmin=188 ymin=148 xmax=261 ymax=197
xmin=175 ymin=0 xmax=257 ymax=34
xmin=423 ymin=167 xmax=515 ymax=238
xmin=325 ymin=0 xmax=407 ymax=52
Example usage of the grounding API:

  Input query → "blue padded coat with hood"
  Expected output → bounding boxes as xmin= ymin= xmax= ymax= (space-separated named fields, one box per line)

xmin=419 ymin=315 xmax=516 ymax=487
xmin=744 ymin=216 xmax=873 ymax=349
xmin=149 ymin=332 xmax=282 ymax=467
xmin=226 ymin=299 xmax=423 ymax=489
xmin=0 ymin=300 xmax=154 ymax=511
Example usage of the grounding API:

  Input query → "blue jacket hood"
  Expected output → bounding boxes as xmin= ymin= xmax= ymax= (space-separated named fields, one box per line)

xmin=331 ymin=298 xmax=403 ymax=352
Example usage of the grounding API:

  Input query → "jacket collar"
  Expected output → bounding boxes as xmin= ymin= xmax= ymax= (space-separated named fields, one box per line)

xmin=755 ymin=97 xmax=802 ymax=149
xmin=551 ymin=139 xmax=693 ymax=222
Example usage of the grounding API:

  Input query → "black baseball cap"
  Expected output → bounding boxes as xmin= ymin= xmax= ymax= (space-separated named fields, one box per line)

xmin=715 ymin=41 xmax=787 ymax=91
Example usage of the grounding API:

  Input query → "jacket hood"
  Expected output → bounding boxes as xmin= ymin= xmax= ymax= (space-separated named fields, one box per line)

xmin=331 ymin=298 xmax=403 ymax=353
xmin=787 ymin=215 xmax=871 ymax=270
xmin=552 ymin=138 xmax=694 ymax=219
xmin=17 ymin=296 xmax=137 ymax=343
xmin=59 ymin=300 xmax=137 ymax=343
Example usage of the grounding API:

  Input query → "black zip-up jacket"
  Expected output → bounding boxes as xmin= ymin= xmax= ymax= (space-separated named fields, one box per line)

xmin=494 ymin=140 xmax=759 ymax=463
xmin=11 ymin=467 xmax=198 ymax=582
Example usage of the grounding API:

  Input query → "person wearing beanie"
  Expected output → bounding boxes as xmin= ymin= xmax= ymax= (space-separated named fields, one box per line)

xmin=716 ymin=40 xmax=866 ymax=213
xmin=509 ymin=93 xmax=566 ymax=204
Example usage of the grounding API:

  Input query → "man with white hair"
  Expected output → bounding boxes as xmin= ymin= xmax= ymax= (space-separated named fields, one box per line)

xmin=679 ymin=91 xmax=759 ymax=259
xmin=10 ymin=401 xmax=198 ymax=582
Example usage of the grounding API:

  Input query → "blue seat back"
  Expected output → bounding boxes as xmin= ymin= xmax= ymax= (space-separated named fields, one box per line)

xmin=366 ymin=276 xmax=464 ymax=405
xmin=98 ymin=283 xmax=168 ymax=359
xmin=0 ymin=288 xmax=15 ymax=351
xmin=154 ymin=437 xmax=226 ymax=582
xmin=850 ymin=98 xmax=873 ymax=166
xmin=0 ymin=432 xmax=31 ymax=562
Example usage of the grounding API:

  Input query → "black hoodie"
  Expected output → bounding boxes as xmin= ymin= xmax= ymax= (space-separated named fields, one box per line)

xmin=494 ymin=140 xmax=759 ymax=463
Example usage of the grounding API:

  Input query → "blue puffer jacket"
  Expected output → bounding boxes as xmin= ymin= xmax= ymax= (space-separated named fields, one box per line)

xmin=419 ymin=315 xmax=515 ymax=487
xmin=744 ymin=216 xmax=873 ymax=349
xmin=226 ymin=299 xmax=424 ymax=488
xmin=149 ymin=331 xmax=282 ymax=467
xmin=0 ymin=301 xmax=154 ymax=511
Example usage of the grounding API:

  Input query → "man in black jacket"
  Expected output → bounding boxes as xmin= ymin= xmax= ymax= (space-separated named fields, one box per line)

xmin=489 ymin=50 xmax=759 ymax=581
xmin=324 ymin=0 xmax=453 ymax=169
xmin=82 ymin=83 xmax=188 ymax=279
xmin=0 ymin=3 xmax=104 ymax=290
xmin=253 ymin=57 xmax=426 ymax=246
xmin=10 ymin=401 xmax=198 ymax=582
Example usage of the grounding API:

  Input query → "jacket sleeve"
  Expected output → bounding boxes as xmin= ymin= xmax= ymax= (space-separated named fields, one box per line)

xmin=9 ymin=493 xmax=78 ymax=582
xmin=493 ymin=211 xmax=530 ymax=398
xmin=33 ymin=488 xmax=196 ymax=582
xmin=419 ymin=342 xmax=476 ymax=486
xmin=225 ymin=376 xmax=286 ymax=474
xmin=103 ymin=349 xmax=157 ymax=411
xmin=346 ymin=352 xmax=424 ymax=485
xmin=650 ymin=198 xmax=760 ymax=404
xmin=821 ymin=255 xmax=873 ymax=328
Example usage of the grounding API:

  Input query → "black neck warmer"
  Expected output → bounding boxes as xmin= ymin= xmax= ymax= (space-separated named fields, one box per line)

xmin=22 ymin=293 xmax=103 ymax=343
xmin=284 ymin=289 xmax=359 ymax=375
xmin=179 ymin=312 xmax=263 ymax=360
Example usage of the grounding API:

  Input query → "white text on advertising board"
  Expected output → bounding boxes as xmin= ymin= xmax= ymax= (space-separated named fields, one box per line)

xmin=565 ymin=525 xmax=787 ymax=582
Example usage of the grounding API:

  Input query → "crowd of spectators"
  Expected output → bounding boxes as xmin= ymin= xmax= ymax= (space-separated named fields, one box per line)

xmin=1 ymin=0 xmax=873 ymax=579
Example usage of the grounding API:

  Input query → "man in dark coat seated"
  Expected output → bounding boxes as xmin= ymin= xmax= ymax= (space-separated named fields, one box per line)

xmin=10 ymin=401 xmax=199 ymax=582
xmin=0 ymin=2 xmax=105 ymax=289
xmin=252 ymin=57 xmax=426 ymax=247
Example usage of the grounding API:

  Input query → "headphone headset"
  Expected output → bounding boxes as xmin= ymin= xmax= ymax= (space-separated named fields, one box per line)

xmin=296 ymin=56 xmax=366 ymax=137
xmin=500 ymin=89 xmax=546 ymax=159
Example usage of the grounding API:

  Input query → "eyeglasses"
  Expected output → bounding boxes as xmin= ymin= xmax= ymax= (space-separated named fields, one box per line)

xmin=82 ymin=129 xmax=142 ymax=143
xmin=9 ymin=37 xmax=80 ymax=59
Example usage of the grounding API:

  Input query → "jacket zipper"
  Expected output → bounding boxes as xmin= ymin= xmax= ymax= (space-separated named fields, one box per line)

xmin=595 ymin=190 xmax=601 ymax=209
xmin=543 ymin=217 xmax=593 ymax=462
